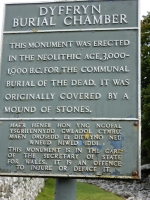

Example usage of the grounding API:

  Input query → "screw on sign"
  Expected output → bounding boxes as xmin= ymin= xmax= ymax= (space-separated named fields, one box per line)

xmin=134 ymin=122 xmax=138 ymax=126
xmin=132 ymin=171 xmax=138 ymax=176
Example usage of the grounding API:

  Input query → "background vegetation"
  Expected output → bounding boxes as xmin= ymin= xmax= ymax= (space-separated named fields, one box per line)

xmin=141 ymin=12 xmax=150 ymax=164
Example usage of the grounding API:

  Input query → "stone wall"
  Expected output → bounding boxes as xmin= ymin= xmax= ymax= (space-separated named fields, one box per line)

xmin=0 ymin=177 xmax=45 ymax=200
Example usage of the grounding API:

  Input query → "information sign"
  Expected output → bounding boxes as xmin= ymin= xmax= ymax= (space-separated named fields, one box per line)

xmin=0 ymin=0 xmax=140 ymax=178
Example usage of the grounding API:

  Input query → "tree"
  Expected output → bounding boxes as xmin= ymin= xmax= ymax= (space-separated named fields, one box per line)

xmin=141 ymin=12 xmax=150 ymax=164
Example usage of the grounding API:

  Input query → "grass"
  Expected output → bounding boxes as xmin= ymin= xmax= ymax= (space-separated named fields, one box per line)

xmin=35 ymin=178 xmax=55 ymax=200
xmin=35 ymin=178 xmax=124 ymax=200
xmin=76 ymin=181 xmax=123 ymax=200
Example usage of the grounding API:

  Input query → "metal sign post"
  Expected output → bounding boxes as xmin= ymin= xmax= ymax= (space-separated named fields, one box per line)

xmin=54 ymin=179 xmax=76 ymax=200
xmin=0 ymin=1 xmax=140 ymax=198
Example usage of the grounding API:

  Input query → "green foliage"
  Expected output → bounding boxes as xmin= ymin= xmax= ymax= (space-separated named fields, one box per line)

xmin=141 ymin=12 xmax=150 ymax=89
xmin=35 ymin=179 xmax=123 ymax=200
xmin=141 ymin=12 xmax=150 ymax=164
